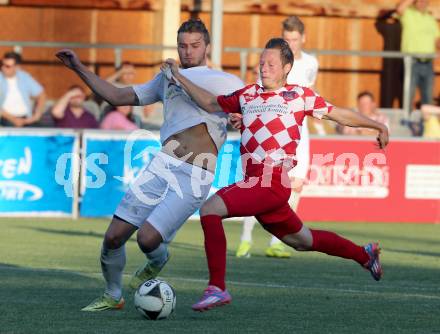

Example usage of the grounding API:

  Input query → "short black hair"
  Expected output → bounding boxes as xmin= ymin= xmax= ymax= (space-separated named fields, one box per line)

xmin=282 ymin=16 xmax=305 ymax=35
xmin=3 ymin=51 xmax=22 ymax=64
xmin=357 ymin=91 xmax=375 ymax=101
xmin=264 ymin=38 xmax=294 ymax=67
xmin=177 ymin=19 xmax=210 ymax=45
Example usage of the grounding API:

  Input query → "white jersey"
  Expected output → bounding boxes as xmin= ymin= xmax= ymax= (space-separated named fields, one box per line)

xmin=285 ymin=51 xmax=318 ymax=180
xmin=2 ymin=77 xmax=28 ymax=117
xmin=287 ymin=51 xmax=318 ymax=88
xmin=133 ymin=66 xmax=244 ymax=150
xmin=289 ymin=116 xmax=309 ymax=179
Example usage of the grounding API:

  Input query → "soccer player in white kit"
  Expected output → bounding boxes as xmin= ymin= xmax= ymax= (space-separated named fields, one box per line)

xmin=236 ymin=16 xmax=317 ymax=258
xmin=56 ymin=19 xmax=243 ymax=312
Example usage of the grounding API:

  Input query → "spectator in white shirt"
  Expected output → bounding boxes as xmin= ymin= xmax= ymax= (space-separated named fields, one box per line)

xmin=0 ymin=51 xmax=46 ymax=127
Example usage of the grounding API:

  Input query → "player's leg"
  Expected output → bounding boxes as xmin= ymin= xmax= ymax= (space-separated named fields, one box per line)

xmin=130 ymin=156 xmax=214 ymax=288
xmin=81 ymin=216 xmax=137 ymax=311
xmin=199 ymin=193 xmax=229 ymax=285
xmin=265 ymin=185 xmax=301 ymax=258
xmin=236 ymin=216 xmax=256 ymax=258
xmin=129 ymin=221 xmax=170 ymax=289
xmin=261 ymin=207 xmax=382 ymax=280
xmin=193 ymin=177 xmax=291 ymax=311
xmin=282 ymin=225 xmax=382 ymax=280
xmin=85 ymin=150 xmax=175 ymax=295
xmin=200 ymin=185 xmax=288 ymax=292
xmin=191 ymin=194 xmax=231 ymax=311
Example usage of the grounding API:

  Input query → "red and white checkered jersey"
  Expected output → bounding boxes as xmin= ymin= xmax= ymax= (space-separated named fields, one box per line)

xmin=217 ymin=83 xmax=333 ymax=170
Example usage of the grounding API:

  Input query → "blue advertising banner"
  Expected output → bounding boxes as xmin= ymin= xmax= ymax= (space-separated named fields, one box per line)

xmin=0 ymin=130 xmax=78 ymax=216
xmin=80 ymin=131 xmax=242 ymax=217
xmin=80 ymin=132 xmax=161 ymax=217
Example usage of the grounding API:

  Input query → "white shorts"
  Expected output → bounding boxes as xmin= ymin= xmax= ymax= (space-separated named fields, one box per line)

xmin=114 ymin=151 xmax=214 ymax=242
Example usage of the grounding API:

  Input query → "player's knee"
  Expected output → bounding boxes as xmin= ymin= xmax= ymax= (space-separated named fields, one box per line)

xmin=199 ymin=203 xmax=211 ymax=217
xmin=283 ymin=234 xmax=312 ymax=251
xmin=137 ymin=232 xmax=161 ymax=253
xmin=200 ymin=200 xmax=215 ymax=217
xmin=290 ymin=240 xmax=310 ymax=251
xmin=200 ymin=195 xmax=225 ymax=217
xmin=104 ymin=231 xmax=125 ymax=249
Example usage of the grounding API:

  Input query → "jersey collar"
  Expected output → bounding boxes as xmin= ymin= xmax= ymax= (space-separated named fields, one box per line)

xmin=257 ymin=83 xmax=297 ymax=94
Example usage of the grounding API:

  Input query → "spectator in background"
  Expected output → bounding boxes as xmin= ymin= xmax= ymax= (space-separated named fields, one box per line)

xmin=104 ymin=61 xmax=161 ymax=129
xmin=375 ymin=10 xmax=403 ymax=108
xmin=420 ymin=104 xmax=440 ymax=138
xmin=51 ymin=85 xmax=98 ymax=129
xmin=101 ymin=62 xmax=136 ymax=110
xmin=282 ymin=16 xmax=327 ymax=136
xmin=282 ymin=16 xmax=318 ymax=88
xmin=337 ymin=91 xmax=390 ymax=135
xmin=397 ymin=0 xmax=440 ymax=106
xmin=106 ymin=61 xmax=136 ymax=87
xmin=100 ymin=105 xmax=139 ymax=131
xmin=0 ymin=51 xmax=46 ymax=127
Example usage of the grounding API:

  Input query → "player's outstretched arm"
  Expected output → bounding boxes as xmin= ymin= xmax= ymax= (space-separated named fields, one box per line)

xmin=162 ymin=59 xmax=223 ymax=113
xmin=56 ymin=49 xmax=138 ymax=106
xmin=323 ymin=107 xmax=389 ymax=149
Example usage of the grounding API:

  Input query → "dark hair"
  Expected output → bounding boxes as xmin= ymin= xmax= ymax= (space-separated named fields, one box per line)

xmin=264 ymin=38 xmax=294 ymax=67
xmin=282 ymin=16 xmax=305 ymax=35
xmin=177 ymin=19 xmax=210 ymax=45
xmin=357 ymin=91 xmax=375 ymax=101
xmin=3 ymin=51 xmax=22 ymax=64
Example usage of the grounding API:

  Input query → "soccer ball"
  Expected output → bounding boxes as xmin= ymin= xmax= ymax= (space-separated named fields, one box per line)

xmin=134 ymin=279 xmax=176 ymax=320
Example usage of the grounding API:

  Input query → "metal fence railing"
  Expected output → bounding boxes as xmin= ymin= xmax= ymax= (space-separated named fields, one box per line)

xmin=0 ymin=40 xmax=437 ymax=116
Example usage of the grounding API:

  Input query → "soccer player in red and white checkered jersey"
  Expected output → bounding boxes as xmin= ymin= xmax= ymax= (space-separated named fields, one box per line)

xmin=163 ymin=38 xmax=389 ymax=312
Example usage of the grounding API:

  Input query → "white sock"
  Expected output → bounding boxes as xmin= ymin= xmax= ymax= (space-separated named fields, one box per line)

xmin=269 ymin=235 xmax=282 ymax=246
xmin=241 ymin=216 xmax=257 ymax=242
xmin=146 ymin=242 xmax=169 ymax=267
xmin=101 ymin=244 xmax=126 ymax=300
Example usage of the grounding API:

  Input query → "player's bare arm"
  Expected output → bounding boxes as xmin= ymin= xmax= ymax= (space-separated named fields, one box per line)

xmin=56 ymin=49 xmax=139 ymax=106
xmin=323 ymin=107 xmax=389 ymax=148
xmin=161 ymin=59 xmax=223 ymax=113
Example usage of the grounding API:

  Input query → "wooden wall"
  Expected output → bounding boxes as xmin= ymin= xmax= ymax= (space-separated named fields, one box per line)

xmin=1 ymin=0 xmax=440 ymax=108
xmin=9 ymin=0 xmax=440 ymax=18
xmin=187 ymin=12 xmax=407 ymax=108
xmin=0 ymin=6 xmax=163 ymax=98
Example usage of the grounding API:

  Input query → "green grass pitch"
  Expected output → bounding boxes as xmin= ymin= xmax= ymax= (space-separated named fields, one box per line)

xmin=1 ymin=218 xmax=439 ymax=334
